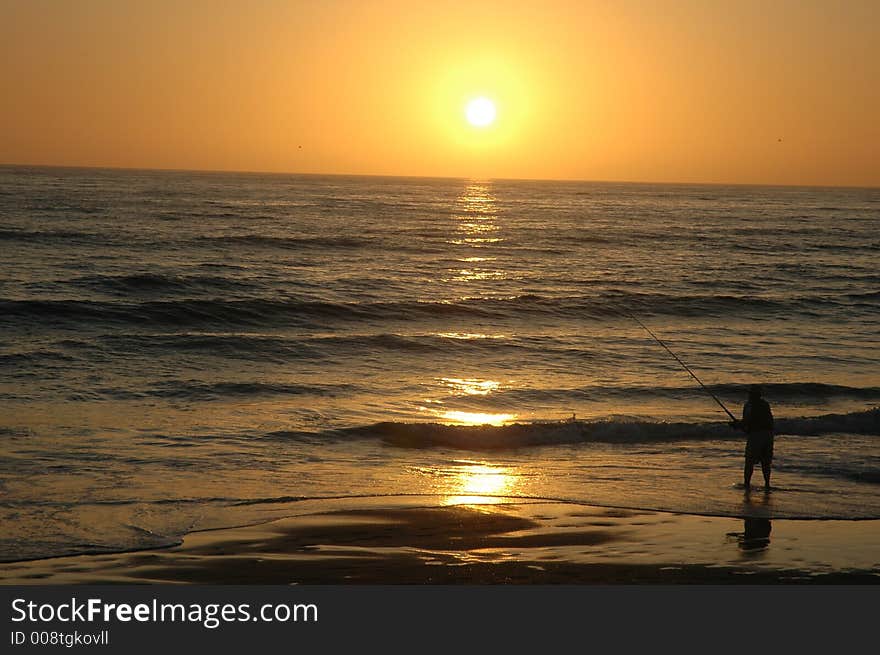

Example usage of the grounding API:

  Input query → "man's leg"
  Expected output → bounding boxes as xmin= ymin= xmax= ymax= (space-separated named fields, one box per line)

xmin=760 ymin=458 xmax=772 ymax=490
xmin=744 ymin=459 xmax=754 ymax=489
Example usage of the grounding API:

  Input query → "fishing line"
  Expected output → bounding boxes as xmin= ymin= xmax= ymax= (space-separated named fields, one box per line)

xmin=621 ymin=309 xmax=737 ymax=421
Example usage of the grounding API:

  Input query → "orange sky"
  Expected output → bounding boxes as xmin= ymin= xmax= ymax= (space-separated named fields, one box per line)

xmin=1 ymin=0 xmax=878 ymax=186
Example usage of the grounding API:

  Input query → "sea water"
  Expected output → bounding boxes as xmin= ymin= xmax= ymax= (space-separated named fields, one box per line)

xmin=1 ymin=166 xmax=878 ymax=561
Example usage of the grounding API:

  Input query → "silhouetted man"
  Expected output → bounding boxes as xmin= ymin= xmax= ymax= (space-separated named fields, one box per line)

xmin=732 ymin=384 xmax=774 ymax=491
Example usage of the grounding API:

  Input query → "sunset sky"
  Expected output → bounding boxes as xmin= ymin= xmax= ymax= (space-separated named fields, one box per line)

xmin=1 ymin=0 xmax=878 ymax=186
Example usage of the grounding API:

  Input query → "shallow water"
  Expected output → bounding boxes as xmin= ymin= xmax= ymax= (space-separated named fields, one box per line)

xmin=1 ymin=166 xmax=878 ymax=561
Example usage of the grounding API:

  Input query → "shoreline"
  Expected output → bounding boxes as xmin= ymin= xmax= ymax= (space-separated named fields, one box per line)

xmin=2 ymin=498 xmax=879 ymax=584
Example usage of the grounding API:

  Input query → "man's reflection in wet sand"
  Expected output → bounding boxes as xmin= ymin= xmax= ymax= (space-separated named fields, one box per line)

xmin=738 ymin=517 xmax=772 ymax=552
xmin=729 ymin=490 xmax=772 ymax=555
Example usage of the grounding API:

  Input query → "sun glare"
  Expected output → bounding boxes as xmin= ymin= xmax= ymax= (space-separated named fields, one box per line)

xmin=439 ymin=411 xmax=516 ymax=426
xmin=444 ymin=463 xmax=517 ymax=505
xmin=465 ymin=97 xmax=496 ymax=127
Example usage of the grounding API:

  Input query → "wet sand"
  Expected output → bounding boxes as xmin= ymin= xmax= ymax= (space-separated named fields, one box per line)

xmin=2 ymin=499 xmax=879 ymax=584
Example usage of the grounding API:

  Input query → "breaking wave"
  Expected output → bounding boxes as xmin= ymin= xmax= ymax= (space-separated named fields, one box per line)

xmin=341 ymin=408 xmax=880 ymax=450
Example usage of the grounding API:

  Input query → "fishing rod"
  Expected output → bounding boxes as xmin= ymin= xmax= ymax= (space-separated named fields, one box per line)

xmin=624 ymin=311 xmax=737 ymax=422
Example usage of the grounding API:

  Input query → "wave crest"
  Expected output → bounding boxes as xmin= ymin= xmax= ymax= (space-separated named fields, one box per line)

xmin=342 ymin=409 xmax=880 ymax=450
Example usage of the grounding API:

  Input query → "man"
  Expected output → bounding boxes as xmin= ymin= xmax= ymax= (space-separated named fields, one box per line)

xmin=731 ymin=384 xmax=774 ymax=492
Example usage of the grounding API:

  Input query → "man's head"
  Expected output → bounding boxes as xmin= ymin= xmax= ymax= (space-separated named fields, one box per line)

xmin=748 ymin=384 xmax=763 ymax=399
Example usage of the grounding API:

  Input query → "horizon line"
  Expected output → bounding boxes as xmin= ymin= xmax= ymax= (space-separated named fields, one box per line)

xmin=1 ymin=161 xmax=878 ymax=191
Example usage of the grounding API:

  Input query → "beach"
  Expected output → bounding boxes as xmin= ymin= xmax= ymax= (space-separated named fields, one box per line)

xmin=3 ymin=497 xmax=879 ymax=584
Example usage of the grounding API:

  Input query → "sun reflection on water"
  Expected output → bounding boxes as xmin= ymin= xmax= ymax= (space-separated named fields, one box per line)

xmin=438 ymin=410 xmax=517 ymax=426
xmin=435 ymin=332 xmax=507 ymax=340
xmin=443 ymin=462 xmax=518 ymax=505
xmin=425 ymin=181 xmax=519 ymax=430
xmin=439 ymin=377 xmax=500 ymax=395
xmin=448 ymin=182 xmax=505 ymax=254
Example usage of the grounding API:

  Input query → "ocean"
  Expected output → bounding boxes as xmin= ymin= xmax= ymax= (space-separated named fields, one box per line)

xmin=1 ymin=165 xmax=878 ymax=562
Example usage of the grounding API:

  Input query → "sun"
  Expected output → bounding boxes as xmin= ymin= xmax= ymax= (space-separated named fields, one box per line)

xmin=465 ymin=97 xmax=496 ymax=127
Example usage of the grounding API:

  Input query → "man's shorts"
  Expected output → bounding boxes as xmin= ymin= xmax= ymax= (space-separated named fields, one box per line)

xmin=745 ymin=430 xmax=774 ymax=465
